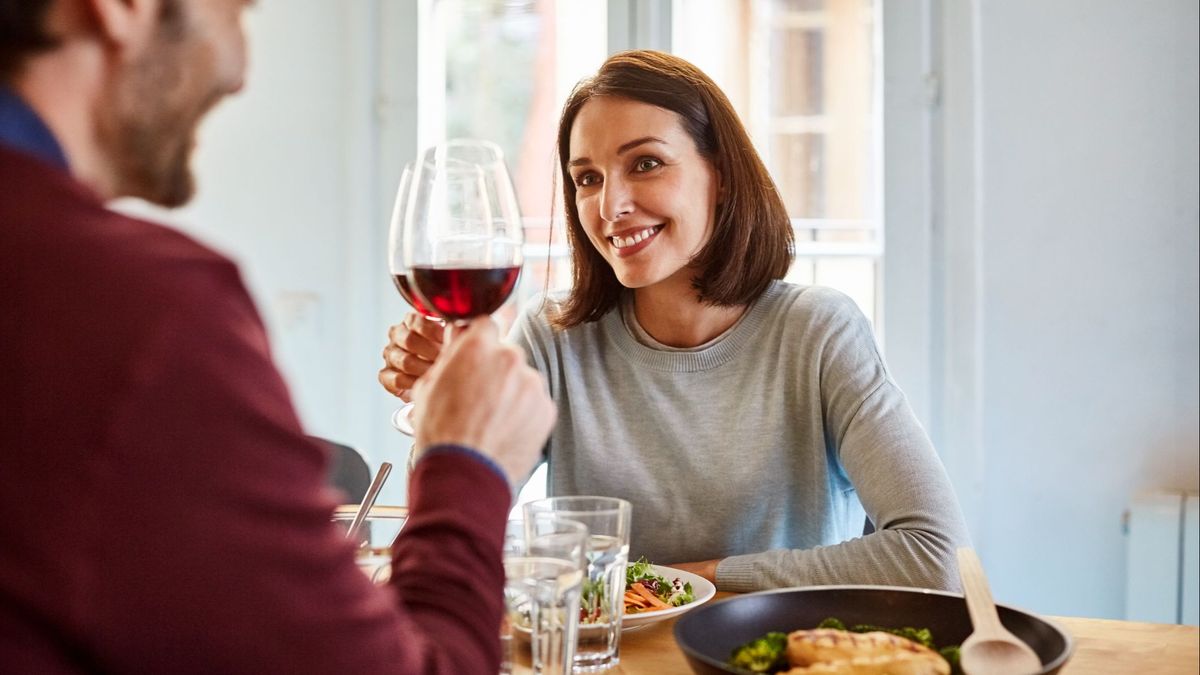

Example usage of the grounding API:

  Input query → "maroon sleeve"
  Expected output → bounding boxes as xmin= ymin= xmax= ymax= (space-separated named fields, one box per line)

xmin=78 ymin=258 xmax=512 ymax=674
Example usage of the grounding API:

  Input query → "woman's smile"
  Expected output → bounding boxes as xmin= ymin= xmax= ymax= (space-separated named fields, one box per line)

xmin=609 ymin=224 xmax=664 ymax=256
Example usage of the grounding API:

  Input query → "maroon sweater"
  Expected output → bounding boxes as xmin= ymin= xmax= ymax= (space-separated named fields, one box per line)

xmin=0 ymin=146 xmax=510 ymax=673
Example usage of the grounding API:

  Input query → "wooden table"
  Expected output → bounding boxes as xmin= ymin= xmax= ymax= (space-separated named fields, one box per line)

xmin=611 ymin=597 xmax=1200 ymax=674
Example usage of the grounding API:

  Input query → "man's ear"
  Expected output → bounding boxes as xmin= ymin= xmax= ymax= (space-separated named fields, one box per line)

xmin=83 ymin=0 xmax=159 ymax=52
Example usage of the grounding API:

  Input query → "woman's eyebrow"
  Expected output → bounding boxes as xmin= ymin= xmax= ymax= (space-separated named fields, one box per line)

xmin=569 ymin=136 xmax=668 ymax=168
xmin=617 ymin=136 xmax=667 ymax=154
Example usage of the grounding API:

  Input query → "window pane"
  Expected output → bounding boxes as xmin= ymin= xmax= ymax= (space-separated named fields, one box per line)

xmin=444 ymin=2 xmax=541 ymax=170
xmin=435 ymin=0 xmax=606 ymax=218
xmin=430 ymin=0 xmax=607 ymax=307
xmin=674 ymin=0 xmax=880 ymax=325
xmin=771 ymin=28 xmax=823 ymax=117
xmin=772 ymin=132 xmax=825 ymax=217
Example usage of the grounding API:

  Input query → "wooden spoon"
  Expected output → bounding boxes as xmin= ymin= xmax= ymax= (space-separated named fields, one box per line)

xmin=957 ymin=547 xmax=1042 ymax=675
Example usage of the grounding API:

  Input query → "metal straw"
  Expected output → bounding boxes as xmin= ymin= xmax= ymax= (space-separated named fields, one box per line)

xmin=345 ymin=462 xmax=393 ymax=541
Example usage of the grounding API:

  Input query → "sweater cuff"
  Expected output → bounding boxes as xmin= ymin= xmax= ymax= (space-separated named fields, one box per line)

xmin=417 ymin=443 xmax=512 ymax=493
xmin=714 ymin=554 xmax=766 ymax=593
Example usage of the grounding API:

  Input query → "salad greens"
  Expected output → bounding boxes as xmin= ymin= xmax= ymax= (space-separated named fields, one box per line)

xmin=578 ymin=558 xmax=697 ymax=624
xmin=626 ymin=557 xmax=695 ymax=608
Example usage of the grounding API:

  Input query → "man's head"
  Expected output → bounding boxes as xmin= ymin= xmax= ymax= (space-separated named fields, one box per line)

xmin=3 ymin=0 xmax=252 ymax=206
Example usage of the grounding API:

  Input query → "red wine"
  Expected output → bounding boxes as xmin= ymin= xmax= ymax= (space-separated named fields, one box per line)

xmin=391 ymin=274 xmax=436 ymax=317
xmin=409 ymin=265 xmax=521 ymax=321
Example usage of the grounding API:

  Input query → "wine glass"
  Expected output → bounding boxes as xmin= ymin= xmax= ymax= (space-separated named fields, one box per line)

xmin=388 ymin=162 xmax=438 ymax=319
xmin=404 ymin=139 xmax=524 ymax=328
xmin=394 ymin=139 xmax=524 ymax=434
xmin=387 ymin=162 xmax=441 ymax=434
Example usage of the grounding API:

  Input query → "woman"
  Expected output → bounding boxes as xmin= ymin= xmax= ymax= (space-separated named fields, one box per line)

xmin=380 ymin=50 xmax=968 ymax=592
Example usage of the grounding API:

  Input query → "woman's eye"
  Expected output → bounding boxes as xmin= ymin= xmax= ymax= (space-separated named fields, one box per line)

xmin=575 ymin=173 xmax=600 ymax=187
xmin=634 ymin=157 xmax=662 ymax=172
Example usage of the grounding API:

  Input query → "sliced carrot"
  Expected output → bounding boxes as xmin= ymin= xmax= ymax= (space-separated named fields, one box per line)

xmin=630 ymin=582 xmax=671 ymax=610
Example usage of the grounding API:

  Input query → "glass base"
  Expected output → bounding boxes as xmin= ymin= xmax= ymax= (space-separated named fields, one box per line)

xmin=391 ymin=403 xmax=415 ymax=436
xmin=572 ymin=655 xmax=619 ymax=672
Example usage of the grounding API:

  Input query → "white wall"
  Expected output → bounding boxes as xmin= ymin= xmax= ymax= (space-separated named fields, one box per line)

xmin=132 ymin=0 xmax=417 ymax=506
xmin=977 ymin=0 xmax=1198 ymax=619
xmin=887 ymin=0 xmax=1198 ymax=619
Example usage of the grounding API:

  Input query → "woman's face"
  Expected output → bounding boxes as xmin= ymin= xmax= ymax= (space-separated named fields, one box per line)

xmin=567 ymin=96 xmax=720 ymax=292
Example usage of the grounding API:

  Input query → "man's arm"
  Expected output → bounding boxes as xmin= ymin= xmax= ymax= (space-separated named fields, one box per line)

xmin=83 ymin=264 xmax=548 ymax=673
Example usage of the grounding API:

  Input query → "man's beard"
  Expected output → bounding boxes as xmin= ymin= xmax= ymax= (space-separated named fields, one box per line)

xmin=97 ymin=10 xmax=217 ymax=207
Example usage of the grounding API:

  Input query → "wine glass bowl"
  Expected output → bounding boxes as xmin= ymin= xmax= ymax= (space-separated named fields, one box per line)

xmin=387 ymin=163 xmax=437 ymax=318
xmin=403 ymin=139 xmax=524 ymax=325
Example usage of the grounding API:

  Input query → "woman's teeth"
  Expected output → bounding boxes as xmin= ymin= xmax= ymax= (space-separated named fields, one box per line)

xmin=611 ymin=225 xmax=661 ymax=249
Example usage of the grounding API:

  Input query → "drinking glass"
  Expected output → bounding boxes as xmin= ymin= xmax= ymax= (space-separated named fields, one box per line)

xmin=524 ymin=497 xmax=632 ymax=672
xmin=330 ymin=505 xmax=408 ymax=585
xmin=502 ymin=516 xmax=588 ymax=675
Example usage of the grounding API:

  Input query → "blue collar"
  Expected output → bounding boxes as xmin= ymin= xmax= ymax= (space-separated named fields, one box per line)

xmin=0 ymin=86 xmax=69 ymax=169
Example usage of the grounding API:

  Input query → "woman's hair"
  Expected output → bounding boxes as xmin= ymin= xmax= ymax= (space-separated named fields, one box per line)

xmin=551 ymin=49 xmax=794 ymax=329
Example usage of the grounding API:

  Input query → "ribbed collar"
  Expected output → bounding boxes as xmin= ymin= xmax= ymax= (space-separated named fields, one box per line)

xmin=601 ymin=281 xmax=783 ymax=372
xmin=0 ymin=85 xmax=68 ymax=170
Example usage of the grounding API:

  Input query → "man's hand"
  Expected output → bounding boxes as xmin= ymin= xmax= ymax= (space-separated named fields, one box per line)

xmin=412 ymin=319 xmax=554 ymax=484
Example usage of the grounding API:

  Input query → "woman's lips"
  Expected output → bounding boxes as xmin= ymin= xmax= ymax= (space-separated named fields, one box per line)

xmin=609 ymin=225 xmax=663 ymax=257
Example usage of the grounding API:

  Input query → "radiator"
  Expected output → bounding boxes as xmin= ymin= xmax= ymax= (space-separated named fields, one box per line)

xmin=1124 ymin=491 xmax=1199 ymax=625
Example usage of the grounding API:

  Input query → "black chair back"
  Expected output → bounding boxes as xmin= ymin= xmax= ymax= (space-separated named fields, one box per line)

xmin=310 ymin=436 xmax=372 ymax=503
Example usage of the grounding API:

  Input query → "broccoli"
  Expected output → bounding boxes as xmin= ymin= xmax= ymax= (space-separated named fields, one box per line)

xmin=850 ymin=623 xmax=935 ymax=650
xmin=728 ymin=631 xmax=789 ymax=673
xmin=817 ymin=617 xmax=847 ymax=631
xmin=939 ymin=645 xmax=963 ymax=675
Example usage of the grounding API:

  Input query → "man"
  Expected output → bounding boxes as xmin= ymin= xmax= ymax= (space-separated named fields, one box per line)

xmin=0 ymin=1 xmax=554 ymax=672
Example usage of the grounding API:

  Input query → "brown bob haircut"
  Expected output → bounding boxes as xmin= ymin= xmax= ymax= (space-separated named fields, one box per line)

xmin=551 ymin=49 xmax=794 ymax=329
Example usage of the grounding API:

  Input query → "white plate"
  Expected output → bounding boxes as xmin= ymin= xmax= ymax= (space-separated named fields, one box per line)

xmin=514 ymin=564 xmax=717 ymax=640
xmin=619 ymin=564 xmax=716 ymax=631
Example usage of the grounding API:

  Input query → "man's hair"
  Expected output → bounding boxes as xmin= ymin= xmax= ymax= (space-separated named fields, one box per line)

xmin=0 ymin=0 xmax=58 ymax=80
xmin=551 ymin=50 xmax=794 ymax=329
xmin=1 ymin=0 xmax=186 ymax=80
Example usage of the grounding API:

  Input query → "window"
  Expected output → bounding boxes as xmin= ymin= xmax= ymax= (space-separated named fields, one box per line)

xmin=673 ymin=0 xmax=881 ymax=326
xmin=419 ymin=0 xmax=605 ymax=324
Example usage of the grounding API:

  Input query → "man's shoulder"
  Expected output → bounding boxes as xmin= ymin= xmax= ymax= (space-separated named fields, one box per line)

xmin=1 ymin=148 xmax=250 ymax=343
xmin=1 ymin=148 xmax=240 ymax=301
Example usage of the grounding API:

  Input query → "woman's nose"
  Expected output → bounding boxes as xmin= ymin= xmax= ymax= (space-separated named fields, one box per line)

xmin=599 ymin=177 xmax=633 ymax=223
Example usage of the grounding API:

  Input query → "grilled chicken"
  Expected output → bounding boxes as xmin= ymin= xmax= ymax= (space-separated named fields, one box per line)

xmin=782 ymin=629 xmax=951 ymax=675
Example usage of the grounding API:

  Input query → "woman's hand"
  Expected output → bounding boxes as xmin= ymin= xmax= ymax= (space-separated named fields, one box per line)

xmin=670 ymin=559 xmax=720 ymax=584
xmin=378 ymin=313 xmax=445 ymax=402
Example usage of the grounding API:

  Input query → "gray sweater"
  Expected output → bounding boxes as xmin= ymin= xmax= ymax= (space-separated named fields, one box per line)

xmin=510 ymin=281 xmax=969 ymax=592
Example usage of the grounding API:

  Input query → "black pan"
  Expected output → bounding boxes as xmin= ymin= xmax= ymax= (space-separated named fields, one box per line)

xmin=673 ymin=585 xmax=1073 ymax=674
